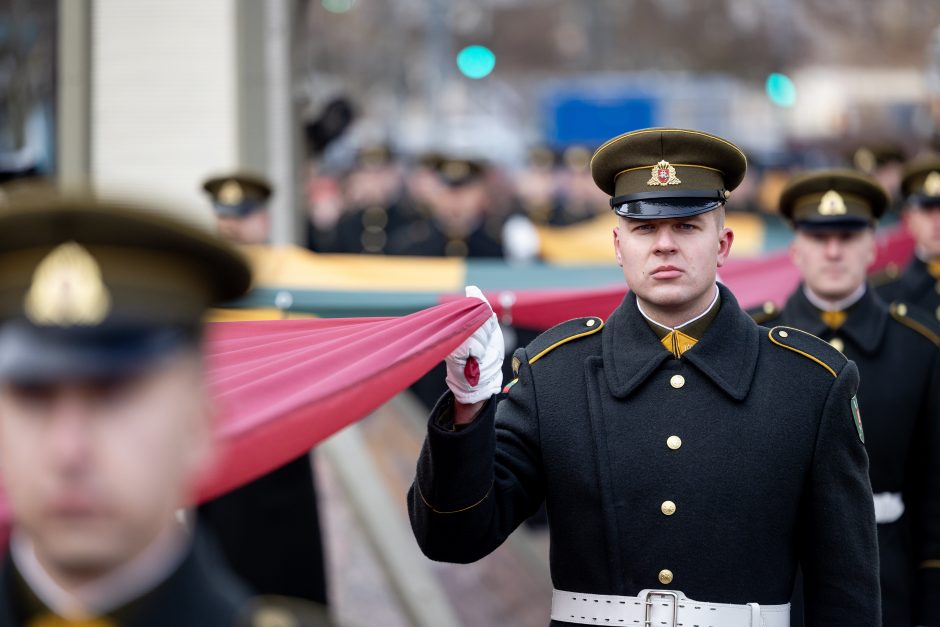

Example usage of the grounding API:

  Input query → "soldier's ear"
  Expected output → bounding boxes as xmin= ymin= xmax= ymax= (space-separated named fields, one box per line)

xmin=612 ymin=226 xmax=624 ymax=267
xmin=716 ymin=227 xmax=734 ymax=268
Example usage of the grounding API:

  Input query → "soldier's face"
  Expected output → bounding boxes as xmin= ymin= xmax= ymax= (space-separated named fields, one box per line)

xmin=906 ymin=205 xmax=940 ymax=257
xmin=215 ymin=209 xmax=270 ymax=245
xmin=0 ymin=350 xmax=213 ymax=584
xmin=613 ymin=211 xmax=733 ymax=316
xmin=790 ymin=228 xmax=875 ymax=301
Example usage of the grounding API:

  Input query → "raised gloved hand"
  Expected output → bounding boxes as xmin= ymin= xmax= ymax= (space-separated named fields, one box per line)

xmin=445 ymin=286 xmax=504 ymax=405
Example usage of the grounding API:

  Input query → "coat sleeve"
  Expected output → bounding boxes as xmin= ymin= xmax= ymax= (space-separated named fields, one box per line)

xmin=407 ymin=347 xmax=545 ymax=563
xmin=800 ymin=360 xmax=882 ymax=626
xmin=913 ymin=350 xmax=940 ymax=626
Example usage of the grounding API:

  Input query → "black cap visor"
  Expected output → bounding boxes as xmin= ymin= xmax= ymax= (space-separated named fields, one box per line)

xmin=0 ymin=321 xmax=199 ymax=384
xmin=613 ymin=198 xmax=725 ymax=220
xmin=212 ymin=199 xmax=266 ymax=218
xmin=794 ymin=216 xmax=872 ymax=232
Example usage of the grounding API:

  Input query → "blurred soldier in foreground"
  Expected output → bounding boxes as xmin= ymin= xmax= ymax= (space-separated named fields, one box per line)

xmin=877 ymin=155 xmax=940 ymax=322
xmin=0 ymin=191 xmax=254 ymax=625
xmin=753 ymin=169 xmax=940 ymax=627
xmin=408 ymin=128 xmax=880 ymax=625
xmin=199 ymin=173 xmax=330 ymax=606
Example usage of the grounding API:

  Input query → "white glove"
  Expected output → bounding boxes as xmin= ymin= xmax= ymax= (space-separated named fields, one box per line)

xmin=446 ymin=286 xmax=504 ymax=404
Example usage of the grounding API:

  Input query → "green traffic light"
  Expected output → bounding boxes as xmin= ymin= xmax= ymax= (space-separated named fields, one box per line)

xmin=457 ymin=45 xmax=496 ymax=79
xmin=766 ymin=73 xmax=796 ymax=108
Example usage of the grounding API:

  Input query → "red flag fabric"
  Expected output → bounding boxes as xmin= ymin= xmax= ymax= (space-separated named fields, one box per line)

xmin=0 ymin=298 xmax=491 ymax=525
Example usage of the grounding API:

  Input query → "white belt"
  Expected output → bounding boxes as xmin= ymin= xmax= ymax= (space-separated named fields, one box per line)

xmin=873 ymin=491 xmax=904 ymax=524
xmin=551 ymin=589 xmax=790 ymax=627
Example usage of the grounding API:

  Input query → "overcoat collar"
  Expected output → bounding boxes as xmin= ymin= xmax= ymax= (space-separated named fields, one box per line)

xmin=602 ymin=283 xmax=760 ymax=401
xmin=782 ymin=285 xmax=887 ymax=355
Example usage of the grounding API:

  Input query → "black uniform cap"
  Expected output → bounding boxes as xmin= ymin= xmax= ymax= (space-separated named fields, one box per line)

xmin=590 ymin=128 xmax=747 ymax=220
xmin=900 ymin=154 xmax=940 ymax=207
xmin=202 ymin=172 xmax=272 ymax=218
xmin=0 ymin=189 xmax=252 ymax=382
xmin=779 ymin=168 xmax=888 ymax=231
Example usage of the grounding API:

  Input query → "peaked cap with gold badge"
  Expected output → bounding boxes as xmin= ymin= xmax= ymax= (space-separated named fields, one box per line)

xmin=900 ymin=153 xmax=940 ymax=207
xmin=203 ymin=171 xmax=273 ymax=218
xmin=779 ymin=168 xmax=888 ymax=231
xmin=0 ymin=190 xmax=251 ymax=382
xmin=590 ymin=128 xmax=747 ymax=219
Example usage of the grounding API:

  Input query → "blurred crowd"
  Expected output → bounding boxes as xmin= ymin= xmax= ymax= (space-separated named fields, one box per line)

xmin=297 ymin=136 xmax=933 ymax=262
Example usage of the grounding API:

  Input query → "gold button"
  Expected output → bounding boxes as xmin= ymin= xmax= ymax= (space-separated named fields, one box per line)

xmin=666 ymin=435 xmax=682 ymax=450
xmin=896 ymin=303 xmax=908 ymax=317
xmin=586 ymin=319 xmax=596 ymax=327
xmin=935 ymin=305 xmax=940 ymax=321
xmin=658 ymin=569 xmax=673 ymax=585
xmin=670 ymin=375 xmax=685 ymax=389
xmin=661 ymin=500 xmax=676 ymax=516
xmin=778 ymin=330 xmax=789 ymax=338
xmin=829 ymin=337 xmax=844 ymax=353
xmin=762 ymin=301 xmax=775 ymax=314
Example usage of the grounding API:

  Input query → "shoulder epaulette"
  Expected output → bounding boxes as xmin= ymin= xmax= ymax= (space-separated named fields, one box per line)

xmin=868 ymin=263 xmax=902 ymax=288
xmin=747 ymin=300 xmax=781 ymax=325
xmin=511 ymin=316 xmax=604 ymax=376
xmin=889 ymin=302 xmax=940 ymax=346
xmin=768 ymin=325 xmax=847 ymax=378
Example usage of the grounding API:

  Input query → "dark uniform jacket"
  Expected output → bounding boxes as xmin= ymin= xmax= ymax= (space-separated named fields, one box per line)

xmin=385 ymin=218 xmax=503 ymax=258
xmin=0 ymin=539 xmax=248 ymax=627
xmin=409 ymin=284 xmax=880 ymax=626
xmin=876 ymin=257 xmax=940 ymax=324
xmin=758 ymin=285 xmax=940 ymax=627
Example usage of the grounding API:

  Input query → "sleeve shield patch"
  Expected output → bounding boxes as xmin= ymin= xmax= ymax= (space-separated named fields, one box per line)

xmin=851 ymin=395 xmax=864 ymax=443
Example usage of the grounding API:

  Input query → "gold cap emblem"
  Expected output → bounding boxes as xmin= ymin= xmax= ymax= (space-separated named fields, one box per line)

xmin=818 ymin=190 xmax=847 ymax=216
xmin=853 ymin=148 xmax=876 ymax=174
xmin=647 ymin=160 xmax=681 ymax=187
xmin=924 ymin=171 xmax=940 ymax=196
xmin=24 ymin=242 xmax=111 ymax=327
xmin=442 ymin=160 xmax=470 ymax=181
xmin=217 ymin=180 xmax=244 ymax=205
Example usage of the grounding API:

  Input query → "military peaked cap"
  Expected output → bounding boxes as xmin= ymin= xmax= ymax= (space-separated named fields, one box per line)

xmin=203 ymin=171 xmax=273 ymax=217
xmin=779 ymin=168 xmax=888 ymax=230
xmin=0 ymin=189 xmax=251 ymax=381
xmin=900 ymin=153 xmax=940 ymax=206
xmin=590 ymin=128 xmax=747 ymax=219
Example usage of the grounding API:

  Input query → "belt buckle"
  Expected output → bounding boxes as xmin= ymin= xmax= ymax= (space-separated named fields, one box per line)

xmin=644 ymin=590 xmax=679 ymax=627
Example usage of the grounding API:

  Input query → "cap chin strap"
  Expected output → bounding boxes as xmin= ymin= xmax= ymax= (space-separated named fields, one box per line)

xmin=609 ymin=189 xmax=728 ymax=208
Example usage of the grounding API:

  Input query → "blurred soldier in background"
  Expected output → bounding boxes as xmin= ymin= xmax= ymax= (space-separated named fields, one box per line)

xmin=202 ymin=173 xmax=272 ymax=246
xmin=0 ymin=191 xmax=265 ymax=625
xmin=753 ymin=169 xmax=940 ymax=627
xmin=331 ymin=144 xmax=410 ymax=254
xmin=199 ymin=174 xmax=330 ymax=607
xmin=386 ymin=153 xmax=504 ymax=258
xmin=849 ymin=142 xmax=906 ymax=210
xmin=877 ymin=155 xmax=940 ymax=322
xmin=555 ymin=145 xmax=608 ymax=223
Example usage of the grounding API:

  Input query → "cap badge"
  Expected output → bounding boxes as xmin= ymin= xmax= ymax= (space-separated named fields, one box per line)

xmin=218 ymin=180 xmax=244 ymax=205
xmin=647 ymin=160 xmax=681 ymax=187
xmin=443 ymin=160 xmax=470 ymax=181
xmin=924 ymin=171 xmax=940 ymax=196
xmin=24 ymin=242 xmax=111 ymax=327
xmin=853 ymin=148 xmax=876 ymax=174
xmin=818 ymin=190 xmax=847 ymax=216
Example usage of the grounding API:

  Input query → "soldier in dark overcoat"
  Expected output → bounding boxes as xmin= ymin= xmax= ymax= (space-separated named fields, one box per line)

xmin=753 ymin=169 xmax=940 ymax=627
xmin=408 ymin=128 xmax=881 ymax=627
xmin=876 ymin=154 xmax=940 ymax=323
